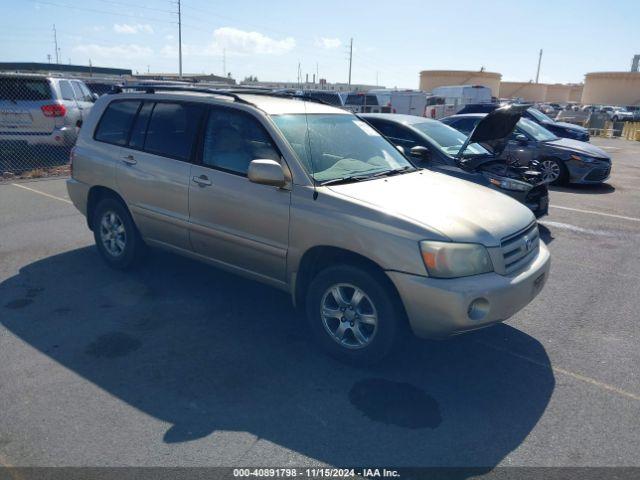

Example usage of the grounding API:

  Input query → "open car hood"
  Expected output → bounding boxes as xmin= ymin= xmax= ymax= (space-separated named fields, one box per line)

xmin=456 ymin=104 xmax=528 ymax=159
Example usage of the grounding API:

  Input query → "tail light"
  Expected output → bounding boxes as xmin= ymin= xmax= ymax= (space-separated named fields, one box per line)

xmin=41 ymin=104 xmax=67 ymax=117
xmin=69 ymin=146 xmax=76 ymax=177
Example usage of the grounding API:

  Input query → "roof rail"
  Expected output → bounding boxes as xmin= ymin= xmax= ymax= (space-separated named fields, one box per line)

xmin=108 ymin=83 xmax=255 ymax=106
xmin=227 ymin=89 xmax=334 ymax=106
xmin=108 ymin=83 xmax=336 ymax=107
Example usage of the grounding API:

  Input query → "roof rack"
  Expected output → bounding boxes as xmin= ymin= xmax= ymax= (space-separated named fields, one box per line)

xmin=227 ymin=89 xmax=334 ymax=106
xmin=108 ymin=83 xmax=336 ymax=108
xmin=108 ymin=84 xmax=255 ymax=106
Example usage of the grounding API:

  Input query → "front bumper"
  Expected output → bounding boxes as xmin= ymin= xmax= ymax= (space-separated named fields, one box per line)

xmin=387 ymin=242 xmax=550 ymax=339
xmin=567 ymin=158 xmax=611 ymax=184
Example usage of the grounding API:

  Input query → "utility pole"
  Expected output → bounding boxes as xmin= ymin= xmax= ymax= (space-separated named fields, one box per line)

xmin=223 ymin=48 xmax=226 ymax=77
xmin=535 ymin=49 xmax=543 ymax=83
xmin=177 ymin=0 xmax=183 ymax=78
xmin=348 ymin=38 xmax=353 ymax=86
xmin=52 ymin=24 xmax=59 ymax=64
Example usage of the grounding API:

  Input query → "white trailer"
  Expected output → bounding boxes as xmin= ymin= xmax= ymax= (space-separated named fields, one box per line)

xmin=430 ymin=85 xmax=493 ymax=118
xmin=368 ymin=89 xmax=430 ymax=116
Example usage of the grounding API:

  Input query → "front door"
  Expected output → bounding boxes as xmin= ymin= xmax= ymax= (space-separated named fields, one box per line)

xmin=188 ymin=106 xmax=291 ymax=283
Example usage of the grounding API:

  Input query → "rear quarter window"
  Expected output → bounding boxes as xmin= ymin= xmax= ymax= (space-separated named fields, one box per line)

xmin=0 ymin=78 xmax=52 ymax=101
xmin=94 ymin=100 xmax=141 ymax=146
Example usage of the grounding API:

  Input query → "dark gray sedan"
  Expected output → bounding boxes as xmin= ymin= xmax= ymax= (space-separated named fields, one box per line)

xmin=442 ymin=114 xmax=612 ymax=185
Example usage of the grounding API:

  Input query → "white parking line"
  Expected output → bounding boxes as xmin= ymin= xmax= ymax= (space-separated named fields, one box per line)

xmin=550 ymin=205 xmax=640 ymax=223
xmin=539 ymin=220 xmax=618 ymax=237
xmin=10 ymin=183 xmax=72 ymax=204
xmin=476 ymin=340 xmax=640 ymax=402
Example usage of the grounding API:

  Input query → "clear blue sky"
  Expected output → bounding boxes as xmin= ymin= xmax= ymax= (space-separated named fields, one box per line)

xmin=2 ymin=0 xmax=639 ymax=87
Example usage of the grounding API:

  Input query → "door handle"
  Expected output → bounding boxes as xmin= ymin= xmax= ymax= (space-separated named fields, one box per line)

xmin=122 ymin=154 xmax=137 ymax=165
xmin=192 ymin=175 xmax=212 ymax=187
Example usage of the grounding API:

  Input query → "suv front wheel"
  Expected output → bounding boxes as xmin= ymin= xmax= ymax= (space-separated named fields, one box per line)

xmin=305 ymin=265 xmax=405 ymax=365
xmin=93 ymin=197 xmax=144 ymax=270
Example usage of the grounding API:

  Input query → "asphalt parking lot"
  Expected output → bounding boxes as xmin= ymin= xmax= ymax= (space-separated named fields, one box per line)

xmin=0 ymin=137 xmax=639 ymax=469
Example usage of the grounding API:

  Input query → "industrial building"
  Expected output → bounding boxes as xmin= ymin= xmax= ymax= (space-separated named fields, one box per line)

xmin=582 ymin=72 xmax=640 ymax=106
xmin=419 ymin=70 xmax=502 ymax=97
xmin=0 ymin=62 xmax=131 ymax=77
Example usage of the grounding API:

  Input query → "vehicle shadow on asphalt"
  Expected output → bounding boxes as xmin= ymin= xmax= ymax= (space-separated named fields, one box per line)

xmin=550 ymin=183 xmax=615 ymax=195
xmin=0 ymin=246 xmax=555 ymax=468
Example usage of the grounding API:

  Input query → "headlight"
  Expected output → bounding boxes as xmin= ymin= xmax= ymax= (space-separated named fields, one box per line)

xmin=570 ymin=154 xmax=596 ymax=163
xmin=484 ymin=174 xmax=531 ymax=192
xmin=420 ymin=241 xmax=493 ymax=278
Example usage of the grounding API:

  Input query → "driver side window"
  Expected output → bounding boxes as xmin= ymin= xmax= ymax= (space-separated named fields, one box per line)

xmin=202 ymin=108 xmax=280 ymax=176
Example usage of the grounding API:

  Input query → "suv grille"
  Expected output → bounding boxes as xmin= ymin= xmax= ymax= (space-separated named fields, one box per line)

xmin=500 ymin=223 xmax=540 ymax=274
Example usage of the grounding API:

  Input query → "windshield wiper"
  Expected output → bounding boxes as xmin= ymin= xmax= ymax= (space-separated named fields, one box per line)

xmin=318 ymin=175 xmax=373 ymax=186
xmin=368 ymin=166 xmax=416 ymax=178
xmin=319 ymin=167 xmax=415 ymax=186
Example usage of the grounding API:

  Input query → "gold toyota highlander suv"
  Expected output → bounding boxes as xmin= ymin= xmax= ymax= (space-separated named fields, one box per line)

xmin=67 ymin=86 xmax=550 ymax=364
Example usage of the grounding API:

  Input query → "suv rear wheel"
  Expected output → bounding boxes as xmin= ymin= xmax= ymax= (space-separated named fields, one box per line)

xmin=93 ymin=197 xmax=144 ymax=270
xmin=305 ymin=265 xmax=404 ymax=365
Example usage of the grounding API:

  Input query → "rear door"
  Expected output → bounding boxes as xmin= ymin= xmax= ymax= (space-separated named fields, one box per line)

xmin=70 ymin=81 xmax=93 ymax=121
xmin=188 ymin=105 xmax=290 ymax=283
xmin=112 ymin=100 xmax=206 ymax=250
xmin=0 ymin=77 xmax=56 ymax=137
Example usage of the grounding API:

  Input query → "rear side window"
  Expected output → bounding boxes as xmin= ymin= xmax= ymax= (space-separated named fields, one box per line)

xmin=94 ymin=101 xmax=141 ymax=146
xmin=144 ymin=102 xmax=205 ymax=161
xmin=128 ymin=102 xmax=153 ymax=149
xmin=0 ymin=78 xmax=52 ymax=101
xmin=71 ymin=82 xmax=88 ymax=102
xmin=59 ymin=81 xmax=75 ymax=101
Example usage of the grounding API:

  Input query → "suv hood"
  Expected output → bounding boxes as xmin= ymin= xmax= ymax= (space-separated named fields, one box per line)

xmin=327 ymin=170 xmax=534 ymax=246
xmin=546 ymin=137 xmax=610 ymax=159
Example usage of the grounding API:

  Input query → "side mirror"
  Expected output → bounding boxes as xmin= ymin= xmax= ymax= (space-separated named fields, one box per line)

xmin=91 ymin=93 xmax=99 ymax=102
xmin=515 ymin=134 xmax=528 ymax=145
xmin=248 ymin=159 xmax=286 ymax=187
xmin=410 ymin=145 xmax=431 ymax=161
xmin=396 ymin=145 xmax=405 ymax=155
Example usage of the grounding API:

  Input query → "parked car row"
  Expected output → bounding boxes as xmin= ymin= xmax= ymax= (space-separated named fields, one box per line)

xmin=66 ymin=85 xmax=551 ymax=365
xmin=441 ymin=114 xmax=611 ymax=185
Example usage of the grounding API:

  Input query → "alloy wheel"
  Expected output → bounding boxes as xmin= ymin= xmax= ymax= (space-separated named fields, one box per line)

xmin=541 ymin=160 xmax=561 ymax=183
xmin=99 ymin=210 xmax=127 ymax=257
xmin=320 ymin=283 xmax=378 ymax=349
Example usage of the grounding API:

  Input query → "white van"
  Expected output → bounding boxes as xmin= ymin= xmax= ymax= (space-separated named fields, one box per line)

xmin=368 ymin=89 xmax=429 ymax=117
xmin=430 ymin=85 xmax=492 ymax=118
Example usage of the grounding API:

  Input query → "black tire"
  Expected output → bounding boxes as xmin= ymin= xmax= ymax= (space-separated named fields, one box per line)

xmin=305 ymin=265 xmax=406 ymax=366
xmin=92 ymin=197 xmax=145 ymax=270
xmin=542 ymin=157 xmax=568 ymax=186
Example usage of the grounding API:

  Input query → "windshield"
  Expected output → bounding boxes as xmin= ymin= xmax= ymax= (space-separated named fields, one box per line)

xmin=271 ymin=114 xmax=413 ymax=183
xmin=527 ymin=107 xmax=554 ymax=123
xmin=517 ymin=117 xmax=559 ymax=142
xmin=412 ymin=121 xmax=489 ymax=157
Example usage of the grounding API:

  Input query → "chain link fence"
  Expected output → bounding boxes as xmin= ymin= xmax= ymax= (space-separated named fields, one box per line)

xmin=0 ymin=73 xmax=96 ymax=181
